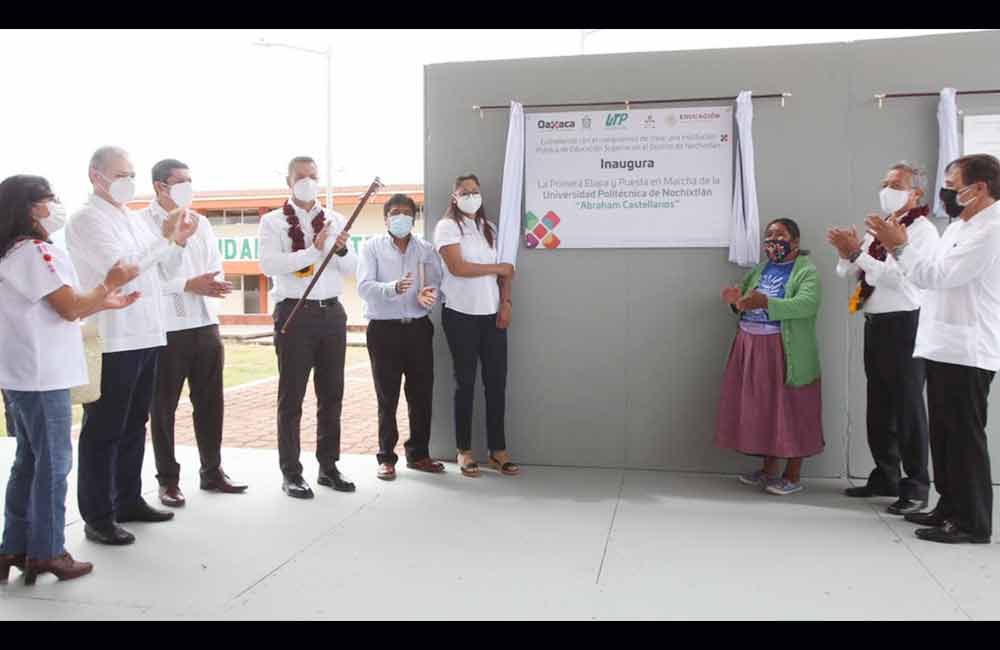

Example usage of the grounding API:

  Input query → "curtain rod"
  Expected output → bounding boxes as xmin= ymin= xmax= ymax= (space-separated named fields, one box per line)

xmin=874 ymin=89 xmax=1000 ymax=109
xmin=471 ymin=92 xmax=792 ymax=117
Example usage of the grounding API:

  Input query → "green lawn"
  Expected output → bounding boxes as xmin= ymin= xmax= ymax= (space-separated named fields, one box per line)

xmin=2 ymin=342 xmax=376 ymax=438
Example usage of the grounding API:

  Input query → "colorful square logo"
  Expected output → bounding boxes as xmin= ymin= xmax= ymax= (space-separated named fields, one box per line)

xmin=524 ymin=209 xmax=562 ymax=249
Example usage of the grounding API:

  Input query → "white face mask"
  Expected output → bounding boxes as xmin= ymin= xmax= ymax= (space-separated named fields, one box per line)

xmin=98 ymin=172 xmax=136 ymax=205
xmin=879 ymin=187 xmax=911 ymax=214
xmin=42 ymin=201 xmax=67 ymax=233
xmin=168 ymin=181 xmax=194 ymax=209
xmin=292 ymin=177 xmax=319 ymax=203
xmin=388 ymin=214 xmax=413 ymax=238
xmin=957 ymin=184 xmax=978 ymax=208
xmin=456 ymin=193 xmax=482 ymax=215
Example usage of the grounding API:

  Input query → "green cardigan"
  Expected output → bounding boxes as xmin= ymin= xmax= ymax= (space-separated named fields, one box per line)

xmin=736 ymin=255 xmax=822 ymax=387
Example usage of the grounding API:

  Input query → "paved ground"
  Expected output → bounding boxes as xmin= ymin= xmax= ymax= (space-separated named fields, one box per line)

xmin=172 ymin=361 xmax=397 ymax=458
xmin=65 ymin=349 xmax=402 ymax=464
xmin=1 ymin=441 xmax=998 ymax=620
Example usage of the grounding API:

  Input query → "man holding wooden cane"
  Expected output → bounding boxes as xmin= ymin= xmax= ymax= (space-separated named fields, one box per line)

xmin=259 ymin=156 xmax=357 ymax=499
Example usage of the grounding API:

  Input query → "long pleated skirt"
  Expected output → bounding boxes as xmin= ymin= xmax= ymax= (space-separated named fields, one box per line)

xmin=714 ymin=328 xmax=824 ymax=459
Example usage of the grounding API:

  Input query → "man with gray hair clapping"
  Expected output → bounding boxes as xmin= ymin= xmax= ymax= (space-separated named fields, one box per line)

xmin=827 ymin=162 xmax=939 ymax=516
xmin=66 ymin=145 xmax=198 ymax=546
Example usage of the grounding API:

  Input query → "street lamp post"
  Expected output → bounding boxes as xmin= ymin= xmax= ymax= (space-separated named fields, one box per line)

xmin=580 ymin=29 xmax=602 ymax=54
xmin=254 ymin=38 xmax=333 ymax=212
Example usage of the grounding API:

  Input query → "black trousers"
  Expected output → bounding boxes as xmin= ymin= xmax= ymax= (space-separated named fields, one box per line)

xmin=77 ymin=347 xmax=160 ymax=527
xmin=862 ymin=310 xmax=930 ymax=500
xmin=366 ymin=317 xmax=434 ymax=465
xmin=925 ymin=360 xmax=995 ymax=538
xmin=149 ymin=325 xmax=224 ymax=485
xmin=441 ymin=306 xmax=507 ymax=452
xmin=273 ymin=298 xmax=346 ymax=479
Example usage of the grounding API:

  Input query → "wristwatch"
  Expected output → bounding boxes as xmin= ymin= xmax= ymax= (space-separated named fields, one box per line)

xmin=848 ymin=249 xmax=863 ymax=263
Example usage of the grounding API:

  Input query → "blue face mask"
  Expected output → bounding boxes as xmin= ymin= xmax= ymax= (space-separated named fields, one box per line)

xmin=388 ymin=214 xmax=413 ymax=238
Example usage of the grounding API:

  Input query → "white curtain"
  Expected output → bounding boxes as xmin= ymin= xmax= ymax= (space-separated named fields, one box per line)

xmin=497 ymin=100 xmax=524 ymax=266
xmin=729 ymin=91 xmax=760 ymax=267
xmin=934 ymin=87 xmax=960 ymax=219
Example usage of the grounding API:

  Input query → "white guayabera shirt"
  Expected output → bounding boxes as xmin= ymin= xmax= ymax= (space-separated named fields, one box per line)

xmin=898 ymin=201 xmax=1000 ymax=371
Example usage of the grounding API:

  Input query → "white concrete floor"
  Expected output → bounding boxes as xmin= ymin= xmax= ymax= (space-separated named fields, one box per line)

xmin=0 ymin=438 xmax=998 ymax=620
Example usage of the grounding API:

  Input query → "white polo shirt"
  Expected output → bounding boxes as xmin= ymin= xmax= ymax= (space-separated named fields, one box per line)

xmin=898 ymin=201 xmax=1000 ymax=371
xmin=0 ymin=240 xmax=88 ymax=391
xmin=433 ymin=216 xmax=500 ymax=316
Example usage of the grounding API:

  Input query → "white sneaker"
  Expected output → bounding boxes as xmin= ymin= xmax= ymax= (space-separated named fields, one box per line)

xmin=738 ymin=470 xmax=769 ymax=487
xmin=765 ymin=478 xmax=804 ymax=496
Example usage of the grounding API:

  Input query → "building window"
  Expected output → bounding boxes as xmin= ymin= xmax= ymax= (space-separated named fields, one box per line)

xmin=204 ymin=210 xmax=225 ymax=227
xmin=244 ymin=275 xmax=261 ymax=314
xmin=226 ymin=274 xmax=243 ymax=291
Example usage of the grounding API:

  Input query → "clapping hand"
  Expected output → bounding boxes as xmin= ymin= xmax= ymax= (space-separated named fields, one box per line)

xmin=865 ymin=212 xmax=907 ymax=249
xmin=186 ymin=271 xmax=233 ymax=298
xmin=105 ymin=260 xmax=140 ymax=290
xmin=826 ymin=226 xmax=862 ymax=259
xmin=735 ymin=290 xmax=768 ymax=312
xmin=417 ymin=286 xmax=437 ymax=308
xmin=721 ymin=285 xmax=741 ymax=305
xmin=102 ymin=289 xmax=141 ymax=311
xmin=395 ymin=272 xmax=414 ymax=295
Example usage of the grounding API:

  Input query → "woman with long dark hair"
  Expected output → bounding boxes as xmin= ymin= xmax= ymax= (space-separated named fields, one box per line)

xmin=434 ymin=174 xmax=519 ymax=477
xmin=0 ymin=175 xmax=140 ymax=585
xmin=715 ymin=217 xmax=824 ymax=495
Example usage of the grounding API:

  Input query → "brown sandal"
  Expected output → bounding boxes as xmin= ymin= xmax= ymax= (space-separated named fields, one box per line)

xmin=457 ymin=450 xmax=480 ymax=477
xmin=488 ymin=452 xmax=520 ymax=476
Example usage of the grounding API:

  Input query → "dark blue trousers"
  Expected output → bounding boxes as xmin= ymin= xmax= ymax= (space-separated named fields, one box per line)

xmin=77 ymin=347 xmax=160 ymax=527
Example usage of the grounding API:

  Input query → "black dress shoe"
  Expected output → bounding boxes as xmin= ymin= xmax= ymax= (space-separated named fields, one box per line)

xmin=904 ymin=508 xmax=948 ymax=527
xmin=318 ymin=465 xmax=356 ymax=492
xmin=116 ymin=499 xmax=175 ymax=523
xmin=201 ymin=470 xmax=248 ymax=494
xmin=845 ymin=484 xmax=897 ymax=498
xmin=887 ymin=497 xmax=928 ymax=515
xmin=282 ymin=476 xmax=314 ymax=499
xmin=915 ymin=521 xmax=990 ymax=544
xmin=84 ymin=523 xmax=136 ymax=546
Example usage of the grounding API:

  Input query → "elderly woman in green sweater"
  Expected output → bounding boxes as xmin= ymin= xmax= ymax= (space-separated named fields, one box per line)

xmin=715 ymin=218 xmax=824 ymax=496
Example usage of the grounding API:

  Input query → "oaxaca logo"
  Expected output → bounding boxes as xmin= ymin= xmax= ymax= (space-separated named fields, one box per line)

xmin=524 ymin=210 xmax=561 ymax=249
xmin=605 ymin=112 xmax=629 ymax=128
xmin=537 ymin=119 xmax=576 ymax=130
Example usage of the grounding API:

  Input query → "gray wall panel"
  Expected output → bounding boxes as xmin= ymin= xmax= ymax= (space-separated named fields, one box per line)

xmin=423 ymin=31 xmax=1000 ymax=479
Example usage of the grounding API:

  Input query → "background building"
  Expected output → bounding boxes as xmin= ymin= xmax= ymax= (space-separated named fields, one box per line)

xmin=129 ymin=184 xmax=424 ymax=325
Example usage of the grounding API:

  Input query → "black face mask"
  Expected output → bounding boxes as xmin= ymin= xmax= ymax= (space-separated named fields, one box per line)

xmin=939 ymin=188 xmax=964 ymax=219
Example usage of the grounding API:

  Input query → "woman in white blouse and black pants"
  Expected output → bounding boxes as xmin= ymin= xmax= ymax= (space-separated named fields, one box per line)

xmin=434 ymin=174 xmax=519 ymax=477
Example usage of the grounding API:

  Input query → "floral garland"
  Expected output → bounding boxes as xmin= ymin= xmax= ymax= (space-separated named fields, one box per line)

xmin=284 ymin=201 xmax=326 ymax=277
xmin=848 ymin=204 xmax=929 ymax=313
xmin=283 ymin=201 xmax=326 ymax=252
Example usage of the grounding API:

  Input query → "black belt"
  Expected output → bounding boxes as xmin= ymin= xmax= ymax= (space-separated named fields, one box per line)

xmin=371 ymin=316 xmax=428 ymax=325
xmin=864 ymin=309 xmax=918 ymax=322
xmin=282 ymin=297 xmax=339 ymax=309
